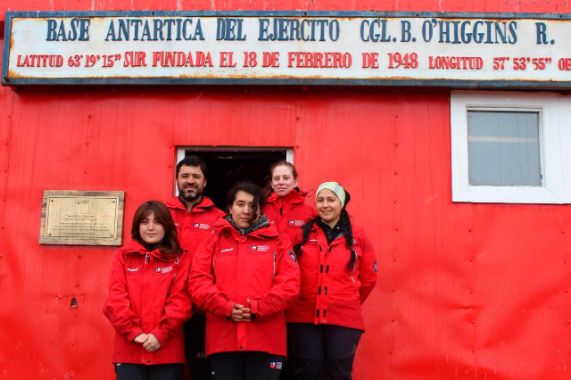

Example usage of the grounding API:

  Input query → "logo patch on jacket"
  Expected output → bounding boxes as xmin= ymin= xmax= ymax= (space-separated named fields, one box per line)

xmin=288 ymin=219 xmax=305 ymax=227
xmin=220 ymin=248 xmax=234 ymax=254
xmin=193 ymin=223 xmax=211 ymax=230
xmin=126 ymin=267 xmax=139 ymax=272
xmin=269 ymin=361 xmax=283 ymax=370
xmin=155 ymin=266 xmax=174 ymax=273
xmin=250 ymin=245 xmax=270 ymax=252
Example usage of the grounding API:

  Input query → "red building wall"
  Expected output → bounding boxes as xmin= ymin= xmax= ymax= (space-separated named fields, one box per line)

xmin=2 ymin=2 xmax=571 ymax=379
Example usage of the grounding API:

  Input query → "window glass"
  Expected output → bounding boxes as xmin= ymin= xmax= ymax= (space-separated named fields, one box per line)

xmin=451 ymin=91 xmax=571 ymax=204
xmin=467 ymin=110 xmax=541 ymax=186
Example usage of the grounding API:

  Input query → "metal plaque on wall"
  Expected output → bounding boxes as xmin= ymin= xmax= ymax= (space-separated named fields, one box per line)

xmin=40 ymin=190 xmax=125 ymax=246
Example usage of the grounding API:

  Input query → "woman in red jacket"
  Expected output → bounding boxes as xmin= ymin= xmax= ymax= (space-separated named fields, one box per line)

xmin=263 ymin=161 xmax=315 ymax=246
xmin=190 ymin=182 xmax=300 ymax=380
xmin=104 ymin=201 xmax=192 ymax=380
xmin=286 ymin=182 xmax=377 ymax=380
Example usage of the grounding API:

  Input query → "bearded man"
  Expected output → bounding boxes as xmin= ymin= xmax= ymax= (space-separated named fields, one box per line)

xmin=167 ymin=155 xmax=225 ymax=380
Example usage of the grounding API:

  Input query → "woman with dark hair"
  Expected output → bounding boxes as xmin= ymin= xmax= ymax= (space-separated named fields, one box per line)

xmin=286 ymin=182 xmax=377 ymax=380
xmin=190 ymin=182 xmax=300 ymax=380
xmin=104 ymin=201 xmax=192 ymax=380
xmin=263 ymin=161 xmax=315 ymax=245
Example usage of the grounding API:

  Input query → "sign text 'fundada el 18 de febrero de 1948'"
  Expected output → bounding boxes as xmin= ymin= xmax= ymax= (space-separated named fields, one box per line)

xmin=3 ymin=11 xmax=571 ymax=87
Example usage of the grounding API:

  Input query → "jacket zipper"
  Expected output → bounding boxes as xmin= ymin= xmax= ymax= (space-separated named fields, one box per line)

xmin=142 ymin=252 xmax=150 ymax=363
xmin=273 ymin=251 xmax=277 ymax=279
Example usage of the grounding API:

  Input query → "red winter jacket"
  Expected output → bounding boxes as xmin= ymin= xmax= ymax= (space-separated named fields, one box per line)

xmin=166 ymin=196 xmax=225 ymax=260
xmin=190 ymin=218 xmax=300 ymax=357
xmin=286 ymin=223 xmax=377 ymax=331
xmin=263 ymin=190 xmax=316 ymax=246
xmin=103 ymin=240 xmax=192 ymax=364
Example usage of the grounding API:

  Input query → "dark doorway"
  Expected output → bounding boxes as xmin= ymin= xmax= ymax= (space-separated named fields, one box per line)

xmin=180 ymin=148 xmax=288 ymax=210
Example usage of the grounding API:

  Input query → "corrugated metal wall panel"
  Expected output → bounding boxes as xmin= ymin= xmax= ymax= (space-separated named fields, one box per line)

xmin=2 ymin=85 xmax=571 ymax=379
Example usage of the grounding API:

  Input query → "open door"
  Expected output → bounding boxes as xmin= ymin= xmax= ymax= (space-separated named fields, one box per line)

xmin=176 ymin=147 xmax=292 ymax=210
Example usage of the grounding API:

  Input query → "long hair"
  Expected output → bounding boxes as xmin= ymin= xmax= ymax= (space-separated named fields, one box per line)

xmin=294 ymin=189 xmax=357 ymax=271
xmin=131 ymin=200 xmax=181 ymax=257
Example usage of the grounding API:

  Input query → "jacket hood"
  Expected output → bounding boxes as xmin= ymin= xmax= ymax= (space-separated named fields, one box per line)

xmin=166 ymin=196 xmax=218 ymax=213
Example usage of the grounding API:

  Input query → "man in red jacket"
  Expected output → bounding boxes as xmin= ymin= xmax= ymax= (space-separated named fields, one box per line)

xmin=167 ymin=155 xmax=225 ymax=380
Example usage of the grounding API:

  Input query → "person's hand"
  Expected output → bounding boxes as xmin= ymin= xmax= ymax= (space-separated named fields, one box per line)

xmin=134 ymin=333 xmax=148 ymax=344
xmin=241 ymin=307 xmax=252 ymax=322
xmin=231 ymin=304 xmax=244 ymax=322
xmin=231 ymin=304 xmax=253 ymax=322
xmin=142 ymin=333 xmax=161 ymax=352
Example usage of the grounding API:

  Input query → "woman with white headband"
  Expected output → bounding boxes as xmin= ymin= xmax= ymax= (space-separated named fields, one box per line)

xmin=285 ymin=182 xmax=377 ymax=380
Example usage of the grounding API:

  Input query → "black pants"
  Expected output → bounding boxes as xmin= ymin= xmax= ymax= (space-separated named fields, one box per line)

xmin=184 ymin=312 xmax=212 ymax=380
xmin=286 ymin=323 xmax=362 ymax=380
xmin=115 ymin=363 xmax=183 ymax=380
xmin=210 ymin=351 xmax=285 ymax=380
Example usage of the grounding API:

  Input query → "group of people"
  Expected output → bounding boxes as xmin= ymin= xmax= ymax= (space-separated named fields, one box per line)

xmin=103 ymin=156 xmax=378 ymax=380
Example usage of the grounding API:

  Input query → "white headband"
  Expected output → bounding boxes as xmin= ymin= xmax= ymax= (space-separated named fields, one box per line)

xmin=316 ymin=182 xmax=346 ymax=207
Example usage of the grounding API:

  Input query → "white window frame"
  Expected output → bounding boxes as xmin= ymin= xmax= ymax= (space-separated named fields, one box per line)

xmin=451 ymin=91 xmax=571 ymax=204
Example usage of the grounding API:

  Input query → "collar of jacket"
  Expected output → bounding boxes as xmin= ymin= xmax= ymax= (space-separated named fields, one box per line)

xmin=122 ymin=240 xmax=181 ymax=262
xmin=217 ymin=215 xmax=278 ymax=239
xmin=309 ymin=221 xmax=346 ymax=247
xmin=315 ymin=218 xmax=344 ymax=244
xmin=266 ymin=188 xmax=309 ymax=206
xmin=166 ymin=196 xmax=217 ymax=213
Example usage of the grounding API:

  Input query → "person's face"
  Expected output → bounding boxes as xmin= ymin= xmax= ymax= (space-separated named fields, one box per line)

xmin=177 ymin=165 xmax=206 ymax=203
xmin=316 ymin=189 xmax=342 ymax=227
xmin=139 ymin=211 xmax=166 ymax=245
xmin=229 ymin=190 xmax=259 ymax=229
xmin=271 ymin=165 xmax=298 ymax=197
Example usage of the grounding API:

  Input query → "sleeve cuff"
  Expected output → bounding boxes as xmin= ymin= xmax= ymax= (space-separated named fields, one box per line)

xmin=249 ymin=299 xmax=259 ymax=315
xmin=150 ymin=328 xmax=165 ymax=344
xmin=223 ymin=301 xmax=235 ymax=317
xmin=126 ymin=327 xmax=144 ymax=342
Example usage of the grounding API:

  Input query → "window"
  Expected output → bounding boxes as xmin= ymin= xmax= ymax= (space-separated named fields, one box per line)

xmin=451 ymin=91 xmax=571 ymax=204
